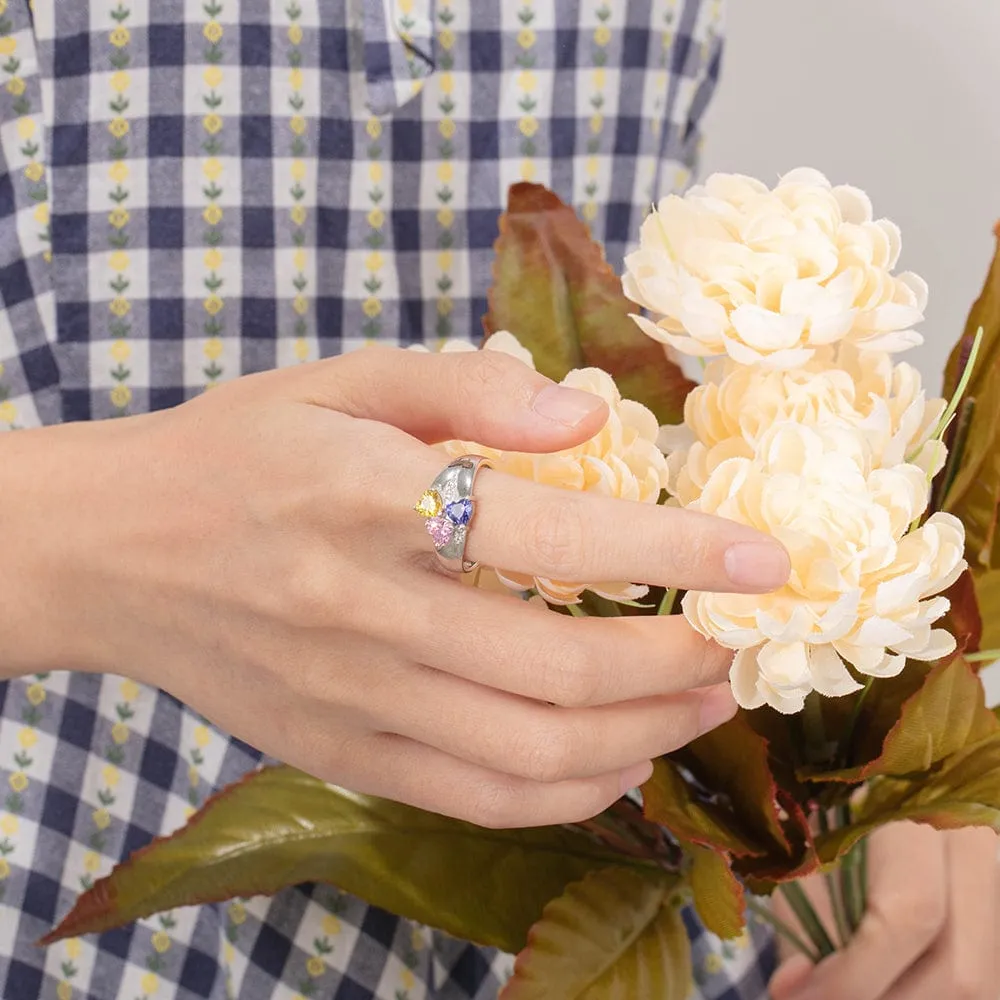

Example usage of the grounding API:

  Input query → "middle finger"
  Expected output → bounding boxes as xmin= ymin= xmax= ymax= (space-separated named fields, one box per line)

xmin=385 ymin=573 xmax=735 ymax=707
xmin=362 ymin=655 xmax=738 ymax=783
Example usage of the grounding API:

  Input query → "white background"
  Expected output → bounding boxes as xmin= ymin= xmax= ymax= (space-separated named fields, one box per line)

xmin=700 ymin=0 xmax=1000 ymax=702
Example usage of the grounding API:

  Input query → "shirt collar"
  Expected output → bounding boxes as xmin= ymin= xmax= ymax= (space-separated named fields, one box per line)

xmin=363 ymin=0 xmax=435 ymax=116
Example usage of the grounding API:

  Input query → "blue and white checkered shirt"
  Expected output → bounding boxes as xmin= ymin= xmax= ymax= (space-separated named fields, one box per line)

xmin=0 ymin=1 xmax=776 ymax=997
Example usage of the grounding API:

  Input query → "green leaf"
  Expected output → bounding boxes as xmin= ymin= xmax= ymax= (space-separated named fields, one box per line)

xmin=974 ymin=569 xmax=1000 ymax=651
xmin=43 ymin=767 xmax=638 ymax=950
xmin=809 ymin=655 xmax=997 ymax=783
xmin=816 ymin=733 xmax=1000 ymax=865
xmin=943 ymin=372 xmax=1000 ymax=569
xmin=486 ymin=183 xmax=696 ymax=425
xmin=942 ymin=227 xmax=1000 ymax=568
xmin=687 ymin=846 xmax=745 ymax=940
xmin=816 ymin=664 xmax=932 ymax=776
xmin=501 ymin=867 xmax=691 ymax=1000
xmin=944 ymin=225 xmax=1000 ymax=400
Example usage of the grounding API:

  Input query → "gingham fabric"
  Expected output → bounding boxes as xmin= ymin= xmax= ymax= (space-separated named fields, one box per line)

xmin=0 ymin=1 xmax=778 ymax=997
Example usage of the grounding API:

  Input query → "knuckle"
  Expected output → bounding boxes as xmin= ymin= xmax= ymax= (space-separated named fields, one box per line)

xmin=463 ymin=779 xmax=519 ymax=829
xmin=515 ymin=720 xmax=581 ymax=784
xmin=883 ymin=889 xmax=947 ymax=947
xmin=663 ymin=527 xmax=712 ymax=584
xmin=528 ymin=496 xmax=589 ymax=580
xmin=539 ymin=639 xmax=605 ymax=708
xmin=561 ymin=785 xmax=620 ymax=825
xmin=453 ymin=349 xmax=526 ymax=405
xmin=278 ymin=556 xmax=338 ymax=630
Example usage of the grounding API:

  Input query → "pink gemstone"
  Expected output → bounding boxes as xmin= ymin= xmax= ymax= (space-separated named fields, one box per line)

xmin=426 ymin=515 xmax=453 ymax=548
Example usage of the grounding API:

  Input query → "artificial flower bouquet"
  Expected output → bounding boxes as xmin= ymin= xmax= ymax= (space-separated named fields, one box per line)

xmin=42 ymin=171 xmax=1000 ymax=998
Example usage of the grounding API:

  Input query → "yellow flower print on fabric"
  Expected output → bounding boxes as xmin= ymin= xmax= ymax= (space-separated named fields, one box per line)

xmin=200 ymin=3 xmax=227 ymax=388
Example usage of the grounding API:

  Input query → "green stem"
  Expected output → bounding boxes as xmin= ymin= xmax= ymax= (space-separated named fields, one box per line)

xmin=840 ymin=849 xmax=861 ymax=936
xmin=836 ymin=806 xmax=866 ymax=934
xmin=565 ymin=603 xmax=587 ymax=618
xmin=657 ymin=588 xmax=679 ymax=616
xmin=778 ymin=882 xmax=837 ymax=959
xmin=818 ymin=810 xmax=850 ymax=947
xmin=929 ymin=325 xmax=984 ymax=445
xmin=856 ymin=834 xmax=869 ymax=930
xmin=745 ymin=898 xmax=822 ymax=965
xmin=801 ymin=692 xmax=831 ymax=765
xmin=933 ymin=396 xmax=975 ymax=510
xmin=966 ymin=648 xmax=1000 ymax=663
xmin=838 ymin=677 xmax=875 ymax=767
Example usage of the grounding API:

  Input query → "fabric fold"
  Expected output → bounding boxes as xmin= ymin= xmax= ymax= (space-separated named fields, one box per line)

xmin=363 ymin=0 xmax=435 ymax=115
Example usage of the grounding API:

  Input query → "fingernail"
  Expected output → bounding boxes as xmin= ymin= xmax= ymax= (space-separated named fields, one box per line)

xmin=724 ymin=540 xmax=791 ymax=591
xmin=619 ymin=760 xmax=654 ymax=795
xmin=533 ymin=384 xmax=606 ymax=427
xmin=697 ymin=685 xmax=738 ymax=736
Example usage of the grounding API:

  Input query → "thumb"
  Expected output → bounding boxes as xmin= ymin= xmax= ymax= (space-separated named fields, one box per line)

xmin=769 ymin=954 xmax=816 ymax=999
xmin=291 ymin=345 xmax=610 ymax=453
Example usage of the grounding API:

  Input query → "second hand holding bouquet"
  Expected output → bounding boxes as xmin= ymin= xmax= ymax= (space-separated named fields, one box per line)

xmin=41 ymin=170 xmax=1000 ymax=997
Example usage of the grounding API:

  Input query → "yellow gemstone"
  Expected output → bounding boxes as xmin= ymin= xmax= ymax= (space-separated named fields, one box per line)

xmin=415 ymin=490 xmax=442 ymax=519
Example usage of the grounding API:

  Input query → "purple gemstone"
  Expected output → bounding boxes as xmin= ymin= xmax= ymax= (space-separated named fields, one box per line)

xmin=445 ymin=499 xmax=473 ymax=526
xmin=426 ymin=515 xmax=454 ymax=548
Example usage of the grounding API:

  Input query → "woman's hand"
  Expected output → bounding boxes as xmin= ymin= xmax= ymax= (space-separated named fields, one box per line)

xmin=2 ymin=347 xmax=789 ymax=828
xmin=771 ymin=823 xmax=1000 ymax=999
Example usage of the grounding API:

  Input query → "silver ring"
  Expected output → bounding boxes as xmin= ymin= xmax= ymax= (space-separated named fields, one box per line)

xmin=414 ymin=456 xmax=491 ymax=573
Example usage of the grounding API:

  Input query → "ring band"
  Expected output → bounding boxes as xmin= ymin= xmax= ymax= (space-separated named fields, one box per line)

xmin=415 ymin=456 xmax=491 ymax=573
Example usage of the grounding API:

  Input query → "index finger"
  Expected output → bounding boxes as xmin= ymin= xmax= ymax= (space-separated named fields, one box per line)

xmin=467 ymin=469 xmax=790 ymax=594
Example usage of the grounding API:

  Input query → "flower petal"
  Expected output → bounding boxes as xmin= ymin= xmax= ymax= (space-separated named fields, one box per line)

xmin=808 ymin=644 xmax=864 ymax=698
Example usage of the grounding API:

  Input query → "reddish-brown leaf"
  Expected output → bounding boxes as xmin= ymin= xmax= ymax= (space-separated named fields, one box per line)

xmin=486 ymin=183 xmax=696 ymax=424
xmin=642 ymin=759 xmax=765 ymax=858
xmin=670 ymin=713 xmax=791 ymax=854
xmin=943 ymin=569 xmax=983 ymax=655
xmin=735 ymin=793 xmax=819 ymax=890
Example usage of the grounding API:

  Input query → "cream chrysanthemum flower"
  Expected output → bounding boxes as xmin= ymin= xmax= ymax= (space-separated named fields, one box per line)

xmin=662 ymin=344 xmax=948 ymax=507
xmin=679 ymin=422 xmax=966 ymax=714
xmin=444 ymin=358 xmax=669 ymax=606
xmin=624 ymin=168 xmax=928 ymax=368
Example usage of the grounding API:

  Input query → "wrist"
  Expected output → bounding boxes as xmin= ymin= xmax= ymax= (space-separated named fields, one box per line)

xmin=0 ymin=420 xmax=131 ymax=678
